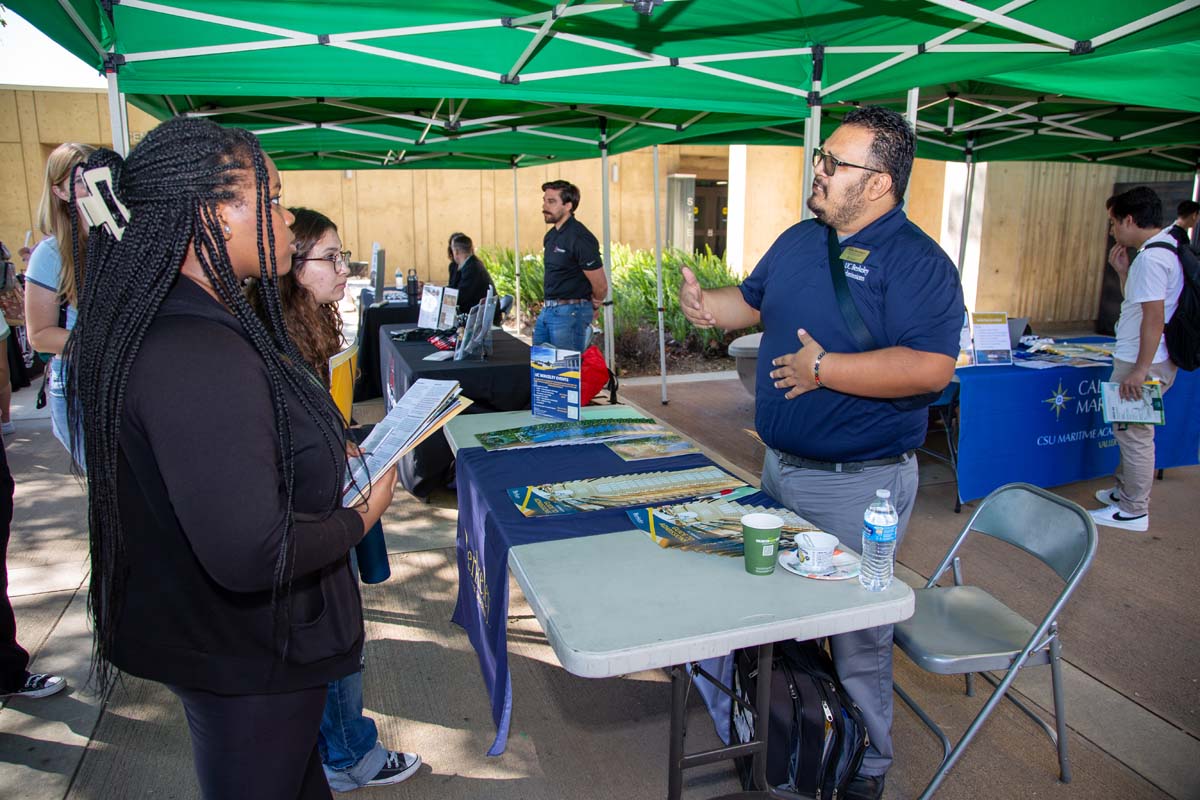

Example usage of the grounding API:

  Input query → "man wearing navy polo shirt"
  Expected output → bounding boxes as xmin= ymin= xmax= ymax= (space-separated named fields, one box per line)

xmin=680 ymin=106 xmax=963 ymax=800
xmin=534 ymin=180 xmax=608 ymax=351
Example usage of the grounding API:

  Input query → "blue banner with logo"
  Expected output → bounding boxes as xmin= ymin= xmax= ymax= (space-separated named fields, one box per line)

xmin=957 ymin=359 xmax=1200 ymax=502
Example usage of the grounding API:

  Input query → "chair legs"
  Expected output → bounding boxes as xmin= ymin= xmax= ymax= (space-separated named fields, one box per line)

xmin=895 ymin=641 xmax=1071 ymax=798
xmin=918 ymin=402 xmax=962 ymax=513
xmin=894 ymin=681 xmax=952 ymax=764
xmin=1049 ymin=634 xmax=1072 ymax=783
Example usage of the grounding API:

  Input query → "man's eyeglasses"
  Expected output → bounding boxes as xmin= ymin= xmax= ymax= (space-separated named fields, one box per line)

xmin=298 ymin=251 xmax=351 ymax=268
xmin=812 ymin=147 xmax=883 ymax=177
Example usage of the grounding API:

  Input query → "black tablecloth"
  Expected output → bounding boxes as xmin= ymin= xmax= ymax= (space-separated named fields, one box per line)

xmin=353 ymin=298 xmax=420 ymax=401
xmin=380 ymin=324 xmax=532 ymax=497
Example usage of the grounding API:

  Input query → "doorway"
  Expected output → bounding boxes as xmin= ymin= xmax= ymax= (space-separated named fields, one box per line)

xmin=693 ymin=180 xmax=727 ymax=258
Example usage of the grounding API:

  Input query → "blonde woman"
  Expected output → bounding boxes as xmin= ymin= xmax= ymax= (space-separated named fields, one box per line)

xmin=25 ymin=142 xmax=95 ymax=464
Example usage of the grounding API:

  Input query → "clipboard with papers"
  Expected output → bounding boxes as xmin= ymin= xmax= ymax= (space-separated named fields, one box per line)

xmin=1100 ymin=381 xmax=1165 ymax=426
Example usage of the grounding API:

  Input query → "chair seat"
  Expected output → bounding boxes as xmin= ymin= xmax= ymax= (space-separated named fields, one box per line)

xmin=895 ymin=586 xmax=1049 ymax=675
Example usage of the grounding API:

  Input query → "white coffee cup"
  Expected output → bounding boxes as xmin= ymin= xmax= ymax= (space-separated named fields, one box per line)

xmin=796 ymin=531 xmax=839 ymax=573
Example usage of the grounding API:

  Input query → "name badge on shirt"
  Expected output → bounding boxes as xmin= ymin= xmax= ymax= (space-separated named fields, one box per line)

xmin=840 ymin=246 xmax=870 ymax=264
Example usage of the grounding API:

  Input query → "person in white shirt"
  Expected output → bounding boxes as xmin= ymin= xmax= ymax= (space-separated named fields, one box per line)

xmin=1091 ymin=187 xmax=1183 ymax=532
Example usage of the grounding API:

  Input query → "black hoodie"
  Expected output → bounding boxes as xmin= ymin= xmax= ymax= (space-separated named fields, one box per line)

xmin=111 ymin=277 xmax=364 ymax=693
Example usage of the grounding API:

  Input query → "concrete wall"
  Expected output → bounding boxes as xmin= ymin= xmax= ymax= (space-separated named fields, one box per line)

xmin=0 ymin=87 xmax=159 ymax=255
xmin=2 ymin=86 xmax=1190 ymax=330
xmin=941 ymin=160 xmax=1185 ymax=325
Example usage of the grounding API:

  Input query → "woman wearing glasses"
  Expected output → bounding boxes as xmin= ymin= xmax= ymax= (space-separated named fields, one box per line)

xmin=271 ymin=208 xmax=422 ymax=791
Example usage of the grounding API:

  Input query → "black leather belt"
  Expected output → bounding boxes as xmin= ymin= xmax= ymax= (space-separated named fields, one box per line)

xmin=774 ymin=448 xmax=913 ymax=474
xmin=543 ymin=298 xmax=590 ymax=307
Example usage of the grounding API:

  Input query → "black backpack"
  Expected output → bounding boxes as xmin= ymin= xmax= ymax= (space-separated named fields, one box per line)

xmin=730 ymin=640 xmax=868 ymax=799
xmin=1145 ymin=229 xmax=1200 ymax=371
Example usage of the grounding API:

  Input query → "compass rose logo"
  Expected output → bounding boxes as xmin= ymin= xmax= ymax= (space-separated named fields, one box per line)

xmin=1043 ymin=380 xmax=1074 ymax=421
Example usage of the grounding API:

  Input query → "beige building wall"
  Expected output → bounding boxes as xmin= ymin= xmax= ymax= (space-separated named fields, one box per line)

xmin=0 ymin=87 xmax=158 ymax=255
xmin=974 ymin=161 xmax=1184 ymax=325
xmin=1 ymin=86 xmax=1188 ymax=332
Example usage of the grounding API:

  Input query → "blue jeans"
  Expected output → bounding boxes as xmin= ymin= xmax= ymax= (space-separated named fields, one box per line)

xmin=47 ymin=366 xmax=85 ymax=469
xmin=318 ymin=667 xmax=388 ymax=790
xmin=533 ymin=303 xmax=592 ymax=351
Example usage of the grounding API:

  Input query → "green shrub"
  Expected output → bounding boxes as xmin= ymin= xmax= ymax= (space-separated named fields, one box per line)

xmin=480 ymin=243 xmax=755 ymax=360
xmin=478 ymin=246 xmax=544 ymax=312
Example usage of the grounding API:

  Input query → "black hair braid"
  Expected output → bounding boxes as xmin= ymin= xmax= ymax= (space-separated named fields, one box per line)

xmin=62 ymin=117 xmax=346 ymax=694
xmin=201 ymin=142 xmax=348 ymax=596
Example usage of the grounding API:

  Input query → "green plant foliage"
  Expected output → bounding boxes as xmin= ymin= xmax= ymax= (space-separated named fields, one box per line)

xmin=478 ymin=246 xmax=544 ymax=311
xmin=480 ymin=243 xmax=755 ymax=360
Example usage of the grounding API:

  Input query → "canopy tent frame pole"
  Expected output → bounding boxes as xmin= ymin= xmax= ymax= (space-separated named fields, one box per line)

xmin=106 ymin=60 xmax=131 ymax=157
xmin=504 ymin=1 xmax=572 ymax=83
xmin=904 ymin=86 xmax=919 ymax=206
xmin=801 ymin=47 xmax=825 ymax=222
xmin=653 ymin=144 xmax=668 ymax=405
xmin=53 ymin=0 xmax=128 ymax=154
xmin=957 ymin=150 xmax=977 ymax=273
xmin=513 ymin=164 xmax=521 ymax=333
xmin=599 ymin=118 xmax=615 ymax=369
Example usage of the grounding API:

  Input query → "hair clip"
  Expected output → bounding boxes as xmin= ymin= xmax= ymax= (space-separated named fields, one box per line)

xmin=77 ymin=166 xmax=132 ymax=241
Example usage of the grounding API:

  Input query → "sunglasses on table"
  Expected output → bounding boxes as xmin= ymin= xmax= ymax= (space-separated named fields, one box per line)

xmin=812 ymin=147 xmax=884 ymax=177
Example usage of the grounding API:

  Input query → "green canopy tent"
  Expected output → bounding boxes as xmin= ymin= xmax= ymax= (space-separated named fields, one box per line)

xmin=666 ymin=30 xmax=1200 ymax=269
xmin=15 ymin=0 xmax=1200 ymax=388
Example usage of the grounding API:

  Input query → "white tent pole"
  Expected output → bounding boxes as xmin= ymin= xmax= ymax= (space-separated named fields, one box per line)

xmin=957 ymin=152 xmax=977 ymax=274
xmin=105 ymin=56 xmax=131 ymax=156
xmin=1192 ymin=166 xmax=1199 ymax=250
xmin=653 ymin=144 xmax=667 ymax=405
xmin=801 ymin=47 xmax=824 ymax=222
xmin=513 ymin=165 xmax=521 ymax=332
xmin=599 ymin=119 xmax=615 ymax=368
xmin=904 ymin=86 xmax=919 ymax=207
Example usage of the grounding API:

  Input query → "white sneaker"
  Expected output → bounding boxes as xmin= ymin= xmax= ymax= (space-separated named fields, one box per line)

xmin=1094 ymin=487 xmax=1120 ymax=506
xmin=1089 ymin=504 xmax=1148 ymax=532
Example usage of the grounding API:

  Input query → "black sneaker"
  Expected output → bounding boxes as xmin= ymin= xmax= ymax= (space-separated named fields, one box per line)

xmin=365 ymin=751 xmax=421 ymax=787
xmin=2 ymin=672 xmax=66 ymax=699
xmin=845 ymin=772 xmax=886 ymax=800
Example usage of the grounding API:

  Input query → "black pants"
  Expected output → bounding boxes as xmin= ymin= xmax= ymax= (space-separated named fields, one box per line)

xmin=0 ymin=440 xmax=28 ymax=692
xmin=170 ymin=684 xmax=331 ymax=800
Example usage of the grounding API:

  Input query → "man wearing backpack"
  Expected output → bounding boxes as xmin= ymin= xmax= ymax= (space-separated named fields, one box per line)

xmin=1090 ymin=187 xmax=1183 ymax=532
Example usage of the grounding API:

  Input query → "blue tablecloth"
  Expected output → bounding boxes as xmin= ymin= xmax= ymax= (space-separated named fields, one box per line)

xmin=449 ymin=443 xmax=769 ymax=755
xmin=956 ymin=349 xmax=1200 ymax=501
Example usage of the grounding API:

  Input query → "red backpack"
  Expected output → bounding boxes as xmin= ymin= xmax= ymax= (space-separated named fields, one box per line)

xmin=580 ymin=345 xmax=617 ymax=405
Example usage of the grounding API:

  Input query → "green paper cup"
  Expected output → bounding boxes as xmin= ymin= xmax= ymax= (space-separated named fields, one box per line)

xmin=742 ymin=512 xmax=784 ymax=576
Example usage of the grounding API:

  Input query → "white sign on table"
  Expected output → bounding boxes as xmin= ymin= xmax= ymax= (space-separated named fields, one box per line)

xmin=970 ymin=311 xmax=1013 ymax=366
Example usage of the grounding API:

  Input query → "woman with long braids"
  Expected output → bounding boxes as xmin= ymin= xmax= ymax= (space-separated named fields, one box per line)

xmin=62 ymin=116 xmax=397 ymax=799
xmin=265 ymin=207 xmax=420 ymax=790
xmin=25 ymin=141 xmax=95 ymax=464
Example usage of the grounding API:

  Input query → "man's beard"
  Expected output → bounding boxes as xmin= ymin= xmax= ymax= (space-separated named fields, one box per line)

xmin=807 ymin=172 xmax=871 ymax=229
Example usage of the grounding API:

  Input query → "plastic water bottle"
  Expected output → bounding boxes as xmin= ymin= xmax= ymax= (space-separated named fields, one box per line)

xmin=860 ymin=489 xmax=898 ymax=592
xmin=395 ymin=266 xmax=403 ymax=290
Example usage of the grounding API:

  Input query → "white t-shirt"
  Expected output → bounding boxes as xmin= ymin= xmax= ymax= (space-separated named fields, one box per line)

xmin=1114 ymin=228 xmax=1184 ymax=364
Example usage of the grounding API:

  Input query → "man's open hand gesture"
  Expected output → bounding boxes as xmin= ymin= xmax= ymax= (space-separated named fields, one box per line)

xmin=679 ymin=267 xmax=716 ymax=328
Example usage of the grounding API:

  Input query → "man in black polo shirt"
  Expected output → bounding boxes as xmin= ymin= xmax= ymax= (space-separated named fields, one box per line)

xmin=679 ymin=106 xmax=962 ymax=800
xmin=1170 ymin=200 xmax=1199 ymax=256
xmin=534 ymin=180 xmax=607 ymax=351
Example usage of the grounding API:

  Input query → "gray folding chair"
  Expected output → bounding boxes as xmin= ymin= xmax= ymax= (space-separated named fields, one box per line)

xmin=893 ymin=482 xmax=1098 ymax=799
